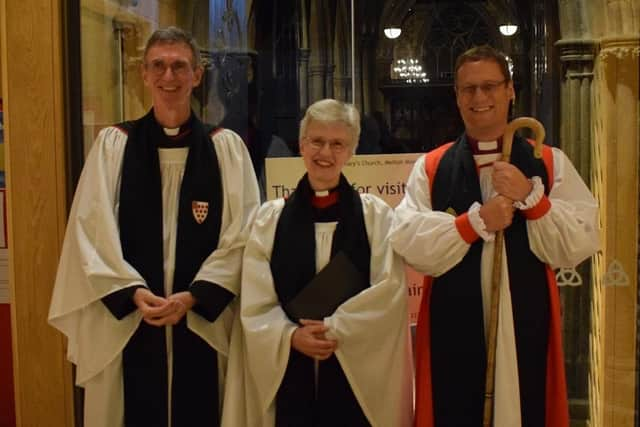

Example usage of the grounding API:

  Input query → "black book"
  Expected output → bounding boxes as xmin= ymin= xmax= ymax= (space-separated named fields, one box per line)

xmin=284 ymin=251 xmax=366 ymax=321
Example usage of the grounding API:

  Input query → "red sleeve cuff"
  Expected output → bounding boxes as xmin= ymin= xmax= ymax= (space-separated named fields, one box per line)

xmin=522 ymin=194 xmax=551 ymax=220
xmin=455 ymin=212 xmax=480 ymax=244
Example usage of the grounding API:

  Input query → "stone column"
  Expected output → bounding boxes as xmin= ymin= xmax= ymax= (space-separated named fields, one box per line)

xmin=557 ymin=39 xmax=596 ymax=179
xmin=325 ymin=64 xmax=335 ymax=99
xmin=555 ymin=39 xmax=597 ymax=425
xmin=298 ymin=48 xmax=310 ymax=111
xmin=307 ymin=0 xmax=327 ymax=103
xmin=594 ymin=35 xmax=639 ymax=427
xmin=333 ymin=75 xmax=349 ymax=101
xmin=359 ymin=35 xmax=374 ymax=115
xmin=557 ymin=1 xmax=639 ymax=425
xmin=331 ymin=26 xmax=349 ymax=103
xmin=332 ymin=0 xmax=350 ymax=102
xmin=308 ymin=64 xmax=326 ymax=103
xmin=352 ymin=62 xmax=363 ymax=113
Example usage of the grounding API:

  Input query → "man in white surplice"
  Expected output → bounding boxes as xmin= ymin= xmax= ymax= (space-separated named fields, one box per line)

xmin=48 ymin=27 xmax=259 ymax=427
xmin=390 ymin=45 xmax=599 ymax=427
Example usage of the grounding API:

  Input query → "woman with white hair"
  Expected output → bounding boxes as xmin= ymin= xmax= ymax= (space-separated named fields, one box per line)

xmin=224 ymin=99 xmax=413 ymax=426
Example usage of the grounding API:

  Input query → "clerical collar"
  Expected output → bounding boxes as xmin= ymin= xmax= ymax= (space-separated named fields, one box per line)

xmin=163 ymin=127 xmax=180 ymax=136
xmin=311 ymin=187 xmax=339 ymax=209
xmin=156 ymin=114 xmax=193 ymax=148
xmin=466 ymin=135 xmax=503 ymax=155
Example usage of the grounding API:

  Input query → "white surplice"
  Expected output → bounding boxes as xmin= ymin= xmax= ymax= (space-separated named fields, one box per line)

xmin=48 ymin=126 xmax=260 ymax=427
xmin=223 ymin=193 xmax=414 ymax=427
xmin=390 ymin=147 xmax=599 ymax=426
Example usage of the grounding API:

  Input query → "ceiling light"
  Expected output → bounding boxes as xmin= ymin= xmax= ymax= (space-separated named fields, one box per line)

xmin=499 ymin=24 xmax=518 ymax=36
xmin=384 ymin=27 xmax=402 ymax=39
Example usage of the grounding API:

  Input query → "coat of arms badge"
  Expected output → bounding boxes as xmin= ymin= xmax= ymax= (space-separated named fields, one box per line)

xmin=192 ymin=201 xmax=209 ymax=224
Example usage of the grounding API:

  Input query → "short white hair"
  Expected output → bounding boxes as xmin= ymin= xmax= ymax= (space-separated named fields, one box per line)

xmin=299 ymin=99 xmax=361 ymax=151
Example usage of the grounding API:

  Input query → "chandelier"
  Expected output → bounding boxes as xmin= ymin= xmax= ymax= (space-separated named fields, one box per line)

xmin=393 ymin=58 xmax=429 ymax=84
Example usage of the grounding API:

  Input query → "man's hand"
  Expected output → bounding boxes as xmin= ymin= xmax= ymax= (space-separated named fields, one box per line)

xmin=164 ymin=291 xmax=196 ymax=324
xmin=291 ymin=319 xmax=337 ymax=360
xmin=492 ymin=161 xmax=532 ymax=202
xmin=147 ymin=291 xmax=196 ymax=326
xmin=133 ymin=288 xmax=174 ymax=324
xmin=133 ymin=289 xmax=195 ymax=326
xmin=479 ymin=195 xmax=515 ymax=232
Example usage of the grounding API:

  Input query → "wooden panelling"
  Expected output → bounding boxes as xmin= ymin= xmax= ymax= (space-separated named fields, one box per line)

xmin=0 ymin=0 xmax=73 ymax=426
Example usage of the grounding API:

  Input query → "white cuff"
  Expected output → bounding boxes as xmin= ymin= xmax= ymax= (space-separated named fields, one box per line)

xmin=513 ymin=176 xmax=544 ymax=210
xmin=468 ymin=202 xmax=495 ymax=242
xmin=324 ymin=318 xmax=338 ymax=340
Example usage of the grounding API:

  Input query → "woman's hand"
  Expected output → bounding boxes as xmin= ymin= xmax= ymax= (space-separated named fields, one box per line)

xmin=291 ymin=319 xmax=338 ymax=360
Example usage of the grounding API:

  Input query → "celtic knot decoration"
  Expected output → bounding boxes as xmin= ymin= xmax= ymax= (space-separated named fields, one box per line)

xmin=555 ymin=268 xmax=582 ymax=287
xmin=603 ymin=259 xmax=629 ymax=287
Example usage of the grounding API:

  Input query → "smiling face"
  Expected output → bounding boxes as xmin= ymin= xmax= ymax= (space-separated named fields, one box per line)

xmin=455 ymin=59 xmax=514 ymax=141
xmin=299 ymin=120 xmax=354 ymax=191
xmin=142 ymin=41 xmax=203 ymax=119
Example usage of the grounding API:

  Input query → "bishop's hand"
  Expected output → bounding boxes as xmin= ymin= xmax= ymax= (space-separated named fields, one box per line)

xmin=479 ymin=194 xmax=515 ymax=232
xmin=492 ymin=161 xmax=532 ymax=202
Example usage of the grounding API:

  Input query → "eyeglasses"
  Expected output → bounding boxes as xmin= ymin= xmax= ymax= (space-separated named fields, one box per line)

xmin=304 ymin=137 xmax=350 ymax=153
xmin=457 ymin=80 xmax=507 ymax=97
xmin=145 ymin=59 xmax=195 ymax=77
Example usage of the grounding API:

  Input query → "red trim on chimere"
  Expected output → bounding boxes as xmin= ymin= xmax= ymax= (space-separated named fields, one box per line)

xmin=424 ymin=143 xmax=454 ymax=194
xmin=415 ymin=144 xmax=450 ymax=426
xmin=522 ymin=195 xmax=552 ymax=219
xmin=414 ymin=276 xmax=434 ymax=427
xmin=544 ymin=266 xmax=570 ymax=427
xmin=455 ymin=213 xmax=480 ymax=244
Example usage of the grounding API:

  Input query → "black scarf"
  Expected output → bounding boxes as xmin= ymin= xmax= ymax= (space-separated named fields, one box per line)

xmin=429 ymin=133 xmax=551 ymax=426
xmin=270 ymin=174 xmax=372 ymax=426
xmin=270 ymin=174 xmax=371 ymax=307
xmin=117 ymin=110 xmax=223 ymax=427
